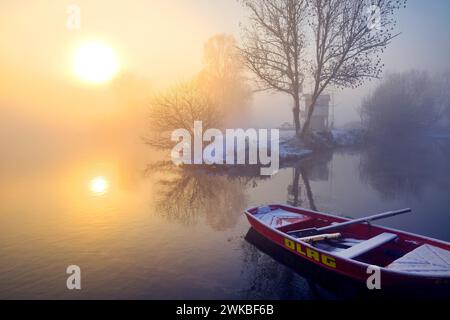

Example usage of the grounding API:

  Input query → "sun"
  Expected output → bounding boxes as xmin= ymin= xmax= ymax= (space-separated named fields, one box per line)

xmin=73 ymin=42 xmax=119 ymax=84
xmin=89 ymin=176 xmax=109 ymax=196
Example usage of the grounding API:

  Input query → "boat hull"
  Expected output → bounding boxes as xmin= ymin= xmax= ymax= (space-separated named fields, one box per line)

xmin=245 ymin=204 xmax=450 ymax=288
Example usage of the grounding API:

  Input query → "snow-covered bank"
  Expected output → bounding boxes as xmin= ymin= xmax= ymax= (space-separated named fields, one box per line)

xmin=330 ymin=128 xmax=365 ymax=146
xmin=195 ymin=128 xmax=362 ymax=167
xmin=278 ymin=127 xmax=363 ymax=161
xmin=279 ymin=136 xmax=312 ymax=161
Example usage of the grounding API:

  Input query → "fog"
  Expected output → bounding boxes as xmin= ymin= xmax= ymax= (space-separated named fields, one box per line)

xmin=243 ymin=0 xmax=450 ymax=128
xmin=2 ymin=1 xmax=450 ymax=300
xmin=1 ymin=0 xmax=450 ymax=152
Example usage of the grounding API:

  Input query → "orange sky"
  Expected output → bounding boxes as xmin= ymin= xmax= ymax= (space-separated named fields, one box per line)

xmin=0 ymin=0 xmax=245 ymax=127
xmin=1 ymin=0 xmax=449 ymax=130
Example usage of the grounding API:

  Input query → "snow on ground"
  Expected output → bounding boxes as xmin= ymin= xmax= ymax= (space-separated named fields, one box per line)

xmin=330 ymin=128 xmax=363 ymax=146
xmin=201 ymin=128 xmax=363 ymax=164
xmin=278 ymin=130 xmax=312 ymax=160
xmin=201 ymin=129 xmax=312 ymax=163
xmin=279 ymin=140 xmax=312 ymax=160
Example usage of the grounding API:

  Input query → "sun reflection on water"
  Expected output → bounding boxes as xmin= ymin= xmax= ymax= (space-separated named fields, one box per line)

xmin=89 ymin=176 xmax=109 ymax=196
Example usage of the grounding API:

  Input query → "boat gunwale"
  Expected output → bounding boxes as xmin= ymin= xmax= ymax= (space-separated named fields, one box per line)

xmin=245 ymin=203 xmax=450 ymax=280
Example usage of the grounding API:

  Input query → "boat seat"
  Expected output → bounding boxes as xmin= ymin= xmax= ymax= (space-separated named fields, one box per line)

xmin=254 ymin=208 xmax=311 ymax=228
xmin=387 ymin=244 xmax=450 ymax=276
xmin=336 ymin=232 xmax=398 ymax=259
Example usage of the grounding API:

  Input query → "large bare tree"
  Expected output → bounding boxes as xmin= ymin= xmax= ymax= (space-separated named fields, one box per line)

xmin=301 ymin=0 xmax=407 ymax=137
xmin=239 ymin=0 xmax=308 ymax=135
xmin=240 ymin=0 xmax=406 ymax=138
xmin=146 ymin=35 xmax=251 ymax=149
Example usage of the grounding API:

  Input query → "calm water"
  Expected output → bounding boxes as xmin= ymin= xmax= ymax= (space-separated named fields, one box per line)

xmin=1 ymin=138 xmax=450 ymax=299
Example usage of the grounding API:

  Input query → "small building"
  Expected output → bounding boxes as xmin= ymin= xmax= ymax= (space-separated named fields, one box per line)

xmin=278 ymin=122 xmax=294 ymax=130
xmin=301 ymin=94 xmax=331 ymax=132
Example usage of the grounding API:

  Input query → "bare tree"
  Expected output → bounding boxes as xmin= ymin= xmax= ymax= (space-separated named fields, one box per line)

xmin=301 ymin=0 xmax=407 ymax=137
xmin=239 ymin=0 xmax=308 ymax=135
xmin=197 ymin=34 xmax=252 ymax=126
xmin=145 ymin=82 xmax=221 ymax=149
xmin=146 ymin=34 xmax=252 ymax=149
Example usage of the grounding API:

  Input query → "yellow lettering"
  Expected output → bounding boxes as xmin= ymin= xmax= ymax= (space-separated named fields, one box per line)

xmin=284 ymin=238 xmax=295 ymax=250
xmin=321 ymin=255 xmax=337 ymax=268
xmin=306 ymin=248 xmax=320 ymax=262
xmin=284 ymin=238 xmax=338 ymax=269
xmin=296 ymin=243 xmax=307 ymax=256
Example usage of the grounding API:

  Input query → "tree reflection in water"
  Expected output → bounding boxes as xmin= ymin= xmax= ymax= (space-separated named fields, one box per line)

xmin=286 ymin=152 xmax=332 ymax=210
xmin=237 ymin=154 xmax=345 ymax=299
xmin=145 ymin=162 xmax=267 ymax=230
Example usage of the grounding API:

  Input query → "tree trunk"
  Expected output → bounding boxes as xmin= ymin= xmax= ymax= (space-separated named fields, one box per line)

xmin=293 ymin=94 xmax=301 ymax=136
xmin=300 ymin=94 xmax=319 ymax=138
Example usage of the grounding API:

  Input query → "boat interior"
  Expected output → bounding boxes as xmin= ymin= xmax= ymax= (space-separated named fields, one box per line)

xmin=251 ymin=205 xmax=450 ymax=275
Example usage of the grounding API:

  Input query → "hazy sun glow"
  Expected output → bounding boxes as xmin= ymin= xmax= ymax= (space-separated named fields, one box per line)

xmin=73 ymin=42 xmax=119 ymax=84
xmin=90 ymin=176 xmax=109 ymax=195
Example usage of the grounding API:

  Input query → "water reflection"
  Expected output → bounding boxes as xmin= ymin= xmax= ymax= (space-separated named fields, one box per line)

xmin=243 ymin=228 xmax=449 ymax=299
xmin=237 ymin=141 xmax=450 ymax=299
xmin=285 ymin=153 xmax=332 ymax=210
xmin=242 ymin=228 xmax=360 ymax=299
xmin=146 ymin=162 xmax=266 ymax=230
xmin=143 ymin=153 xmax=334 ymax=232
xmin=360 ymin=139 xmax=450 ymax=200
xmin=2 ymin=137 xmax=450 ymax=299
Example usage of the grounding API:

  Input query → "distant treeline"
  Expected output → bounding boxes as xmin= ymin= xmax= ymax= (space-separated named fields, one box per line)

xmin=360 ymin=70 xmax=450 ymax=140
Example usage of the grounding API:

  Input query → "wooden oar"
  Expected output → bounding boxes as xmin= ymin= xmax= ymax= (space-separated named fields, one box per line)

xmin=287 ymin=208 xmax=411 ymax=237
xmin=298 ymin=233 xmax=341 ymax=243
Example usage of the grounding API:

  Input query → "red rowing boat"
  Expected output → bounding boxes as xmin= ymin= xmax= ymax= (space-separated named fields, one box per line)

xmin=245 ymin=204 xmax=450 ymax=287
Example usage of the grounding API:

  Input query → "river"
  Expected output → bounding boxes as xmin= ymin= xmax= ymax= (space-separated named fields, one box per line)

xmin=1 ymin=138 xmax=449 ymax=299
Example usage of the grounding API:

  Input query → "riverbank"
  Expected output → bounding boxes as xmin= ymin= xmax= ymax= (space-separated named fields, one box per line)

xmin=279 ymin=128 xmax=364 ymax=162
